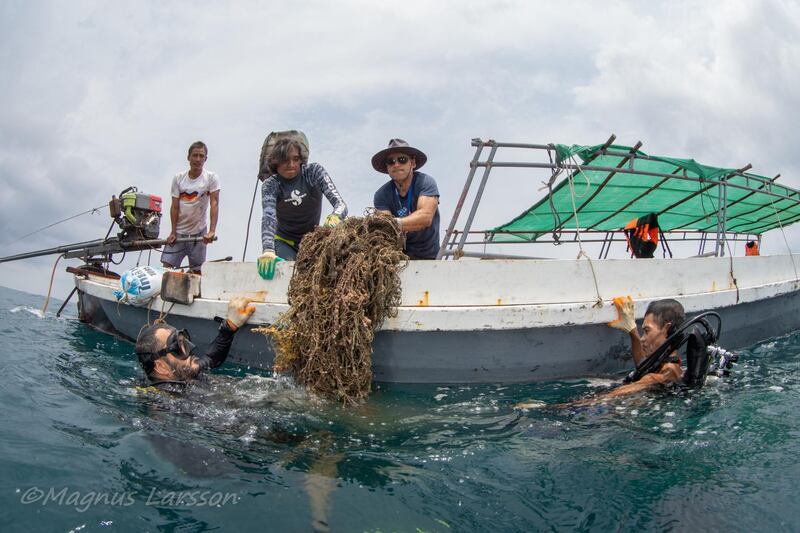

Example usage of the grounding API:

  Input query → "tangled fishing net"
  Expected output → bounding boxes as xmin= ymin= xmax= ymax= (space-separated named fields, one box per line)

xmin=255 ymin=213 xmax=407 ymax=404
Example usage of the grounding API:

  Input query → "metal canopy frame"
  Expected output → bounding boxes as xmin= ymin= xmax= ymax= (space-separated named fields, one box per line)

xmin=438 ymin=135 xmax=794 ymax=260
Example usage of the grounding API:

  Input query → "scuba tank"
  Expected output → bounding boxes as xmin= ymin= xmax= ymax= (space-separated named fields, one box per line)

xmin=683 ymin=318 xmax=717 ymax=386
xmin=623 ymin=311 xmax=738 ymax=388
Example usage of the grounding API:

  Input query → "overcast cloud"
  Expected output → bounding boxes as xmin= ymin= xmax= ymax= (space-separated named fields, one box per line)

xmin=1 ymin=0 xmax=799 ymax=298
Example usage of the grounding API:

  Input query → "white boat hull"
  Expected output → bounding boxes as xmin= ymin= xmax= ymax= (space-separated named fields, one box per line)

xmin=75 ymin=255 xmax=800 ymax=383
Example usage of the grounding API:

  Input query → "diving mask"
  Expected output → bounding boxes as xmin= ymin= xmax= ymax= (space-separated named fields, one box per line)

xmin=158 ymin=328 xmax=196 ymax=359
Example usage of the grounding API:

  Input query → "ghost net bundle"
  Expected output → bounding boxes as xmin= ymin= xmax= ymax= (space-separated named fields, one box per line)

xmin=256 ymin=214 xmax=407 ymax=404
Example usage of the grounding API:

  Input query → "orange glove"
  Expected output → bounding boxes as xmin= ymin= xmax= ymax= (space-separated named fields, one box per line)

xmin=608 ymin=295 xmax=636 ymax=333
xmin=226 ymin=296 xmax=256 ymax=331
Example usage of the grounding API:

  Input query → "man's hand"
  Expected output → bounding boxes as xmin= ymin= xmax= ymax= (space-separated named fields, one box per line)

xmin=226 ymin=296 xmax=256 ymax=331
xmin=257 ymin=250 xmax=282 ymax=280
xmin=608 ymin=295 xmax=636 ymax=333
xmin=323 ymin=214 xmax=342 ymax=228
xmin=166 ymin=231 xmax=177 ymax=245
xmin=203 ymin=230 xmax=216 ymax=244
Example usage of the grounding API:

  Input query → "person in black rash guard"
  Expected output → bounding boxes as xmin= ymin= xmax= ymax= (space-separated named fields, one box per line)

xmin=257 ymin=137 xmax=348 ymax=279
xmin=135 ymin=297 xmax=256 ymax=391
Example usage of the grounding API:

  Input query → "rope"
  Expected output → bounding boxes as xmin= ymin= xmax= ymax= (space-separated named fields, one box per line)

xmin=158 ymin=300 xmax=176 ymax=323
xmin=3 ymin=204 xmax=105 ymax=247
xmin=41 ymin=254 xmax=65 ymax=315
xmin=768 ymin=190 xmax=799 ymax=281
xmin=146 ymin=297 xmax=154 ymax=325
xmin=543 ymin=147 xmax=563 ymax=244
xmin=567 ymin=155 xmax=604 ymax=308
xmin=144 ymin=293 xmax=174 ymax=326
xmin=724 ymin=239 xmax=741 ymax=304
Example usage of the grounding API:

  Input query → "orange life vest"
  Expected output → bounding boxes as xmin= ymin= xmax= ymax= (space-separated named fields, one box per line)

xmin=624 ymin=213 xmax=660 ymax=258
xmin=745 ymin=241 xmax=759 ymax=256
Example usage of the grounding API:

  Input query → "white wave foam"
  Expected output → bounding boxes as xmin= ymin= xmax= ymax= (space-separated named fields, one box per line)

xmin=582 ymin=378 xmax=617 ymax=389
xmin=515 ymin=400 xmax=547 ymax=410
xmin=10 ymin=306 xmax=44 ymax=318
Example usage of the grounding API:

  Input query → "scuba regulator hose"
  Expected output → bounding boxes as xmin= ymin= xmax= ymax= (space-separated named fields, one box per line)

xmin=623 ymin=311 xmax=737 ymax=387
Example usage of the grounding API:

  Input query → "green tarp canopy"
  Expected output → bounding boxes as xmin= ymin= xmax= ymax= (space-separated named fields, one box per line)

xmin=488 ymin=143 xmax=800 ymax=242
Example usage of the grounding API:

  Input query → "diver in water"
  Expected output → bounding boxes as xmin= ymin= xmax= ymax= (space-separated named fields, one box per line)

xmin=517 ymin=297 xmax=688 ymax=409
xmin=599 ymin=297 xmax=686 ymax=399
xmin=135 ymin=295 xmax=343 ymax=531
xmin=135 ymin=296 xmax=256 ymax=390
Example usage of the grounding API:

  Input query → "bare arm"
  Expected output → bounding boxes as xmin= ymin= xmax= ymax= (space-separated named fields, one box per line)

xmin=605 ymin=363 xmax=681 ymax=398
xmin=396 ymin=196 xmax=438 ymax=232
xmin=569 ymin=362 xmax=682 ymax=406
xmin=168 ymin=196 xmax=180 ymax=244
xmin=519 ymin=361 xmax=680 ymax=410
xmin=630 ymin=329 xmax=645 ymax=366
xmin=204 ymin=190 xmax=220 ymax=243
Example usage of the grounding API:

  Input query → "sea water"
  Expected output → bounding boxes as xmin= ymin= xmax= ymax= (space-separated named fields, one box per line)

xmin=0 ymin=286 xmax=798 ymax=532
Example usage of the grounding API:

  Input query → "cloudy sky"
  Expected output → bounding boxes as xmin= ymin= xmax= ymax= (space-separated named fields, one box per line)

xmin=1 ymin=0 xmax=799 ymax=298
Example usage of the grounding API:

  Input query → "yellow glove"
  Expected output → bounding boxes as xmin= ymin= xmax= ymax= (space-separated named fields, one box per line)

xmin=257 ymin=250 xmax=282 ymax=280
xmin=226 ymin=296 xmax=256 ymax=331
xmin=608 ymin=295 xmax=636 ymax=333
xmin=323 ymin=214 xmax=342 ymax=228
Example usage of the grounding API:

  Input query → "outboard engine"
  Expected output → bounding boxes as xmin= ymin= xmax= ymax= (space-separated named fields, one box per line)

xmin=108 ymin=186 xmax=162 ymax=241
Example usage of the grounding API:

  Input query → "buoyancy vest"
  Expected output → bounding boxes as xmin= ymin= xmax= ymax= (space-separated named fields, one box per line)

xmin=745 ymin=241 xmax=760 ymax=256
xmin=624 ymin=213 xmax=660 ymax=258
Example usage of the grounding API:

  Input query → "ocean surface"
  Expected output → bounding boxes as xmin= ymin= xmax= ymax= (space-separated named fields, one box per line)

xmin=1 ymin=285 xmax=798 ymax=533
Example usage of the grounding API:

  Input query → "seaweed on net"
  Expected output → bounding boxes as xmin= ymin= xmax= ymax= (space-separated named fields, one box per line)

xmin=255 ymin=213 xmax=407 ymax=405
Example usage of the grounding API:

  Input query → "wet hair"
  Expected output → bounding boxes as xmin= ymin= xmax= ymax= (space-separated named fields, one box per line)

xmin=187 ymin=141 xmax=208 ymax=158
xmin=267 ymin=138 xmax=308 ymax=173
xmin=645 ymin=299 xmax=685 ymax=335
xmin=135 ymin=323 xmax=176 ymax=378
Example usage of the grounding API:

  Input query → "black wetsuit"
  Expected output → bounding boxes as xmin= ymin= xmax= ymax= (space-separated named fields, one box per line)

xmin=149 ymin=321 xmax=237 ymax=392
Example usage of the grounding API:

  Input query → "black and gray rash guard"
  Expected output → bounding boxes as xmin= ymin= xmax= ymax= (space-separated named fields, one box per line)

xmin=260 ymin=162 xmax=347 ymax=252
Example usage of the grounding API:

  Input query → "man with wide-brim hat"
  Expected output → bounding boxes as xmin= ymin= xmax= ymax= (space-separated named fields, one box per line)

xmin=372 ymin=139 xmax=441 ymax=259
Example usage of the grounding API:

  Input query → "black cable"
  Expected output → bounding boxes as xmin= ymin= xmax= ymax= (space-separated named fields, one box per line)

xmin=109 ymin=251 xmax=126 ymax=265
xmin=242 ymin=176 xmax=261 ymax=261
xmin=103 ymin=219 xmax=116 ymax=241
xmin=2 ymin=204 xmax=106 ymax=247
